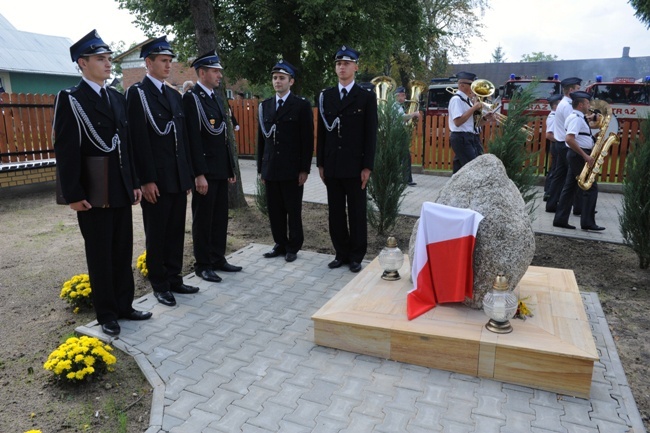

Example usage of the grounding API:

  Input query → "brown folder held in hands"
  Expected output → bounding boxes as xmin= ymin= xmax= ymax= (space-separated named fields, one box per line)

xmin=56 ymin=156 xmax=110 ymax=208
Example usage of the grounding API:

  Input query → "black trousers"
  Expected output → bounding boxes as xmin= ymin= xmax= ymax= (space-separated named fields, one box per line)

xmin=553 ymin=149 xmax=598 ymax=228
xmin=545 ymin=142 xmax=582 ymax=214
xmin=141 ymin=192 xmax=187 ymax=292
xmin=546 ymin=142 xmax=569 ymax=211
xmin=77 ymin=206 xmax=135 ymax=324
xmin=325 ymin=177 xmax=367 ymax=263
xmin=192 ymin=178 xmax=229 ymax=272
xmin=265 ymin=179 xmax=305 ymax=254
xmin=544 ymin=140 xmax=557 ymax=194
xmin=450 ymin=132 xmax=483 ymax=173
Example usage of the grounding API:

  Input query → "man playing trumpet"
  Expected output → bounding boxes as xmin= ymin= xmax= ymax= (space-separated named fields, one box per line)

xmin=448 ymin=72 xmax=493 ymax=173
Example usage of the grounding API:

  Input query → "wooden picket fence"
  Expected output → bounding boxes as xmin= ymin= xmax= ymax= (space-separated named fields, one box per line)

xmin=0 ymin=93 xmax=56 ymax=168
xmin=1 ymin=93 xmax=643 ymax=186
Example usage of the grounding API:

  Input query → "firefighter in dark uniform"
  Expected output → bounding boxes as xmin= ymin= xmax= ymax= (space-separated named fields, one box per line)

xmin=126 ymin=36 xmax=198 ymax=307
xmin=317 ymin=46 xmax=377 ymax=273
xmin=183 ymin=50 xmax=242 ymax=283
xmin=257 ymin=60 xmax=314 ymax=262
xmin=54 ymin=30 xmax=151 ymax=336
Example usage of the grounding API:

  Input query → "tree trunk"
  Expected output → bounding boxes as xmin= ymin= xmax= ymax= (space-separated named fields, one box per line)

xmin=189 ymin=0 xmax=248 ymax=208
xmin=189 ymin=0 xmax=217 ymax=53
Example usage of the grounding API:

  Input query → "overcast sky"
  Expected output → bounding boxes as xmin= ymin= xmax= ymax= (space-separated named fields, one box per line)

xmin=2 ymin=0 xmax=649 ymax=65
xmin=464 ymin=0 xmax=650 ymax=63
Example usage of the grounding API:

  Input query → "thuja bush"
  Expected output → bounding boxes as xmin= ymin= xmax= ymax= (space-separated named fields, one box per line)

xmin=486 ymin=82 xmax=540 ymax=216
xmin=619 ymin=116 xmax=650 ymax=269
xmin=367 ymin=93 xmax=409 ymax=235
xmin=254 ymin=175 xmax=269 ymax=217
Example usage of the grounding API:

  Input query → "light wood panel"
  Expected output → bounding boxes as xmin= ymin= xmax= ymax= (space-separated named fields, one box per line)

xmin=312 ymin=258 xmax=598 ymax=398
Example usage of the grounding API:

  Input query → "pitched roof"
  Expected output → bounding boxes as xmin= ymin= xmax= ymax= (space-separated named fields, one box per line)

xmin=0 ymin=13 xmax=79 ymax=76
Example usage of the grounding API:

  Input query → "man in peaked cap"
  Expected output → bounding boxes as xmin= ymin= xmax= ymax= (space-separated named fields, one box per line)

xmin=182 ymin=50 xmax=241 ymax=283
xmin=553 ymin=91 xmax=605 ymax=231
xmin=543 ymin=93 xmax=564 ymax=201
xmin=317 ymin=45 xmax=377 ymax=273
xmin=546 ymin=76 xmax=582 ymax=213
xmin=257 ymin=60 xmax=314 ymax=263
xmin=447 ymin=71 xmax=490 ymax=173
xmin=54 ymin=29 xmax=150 ymax=337
xmin=126 ymin=35 xmax=198 ymax=307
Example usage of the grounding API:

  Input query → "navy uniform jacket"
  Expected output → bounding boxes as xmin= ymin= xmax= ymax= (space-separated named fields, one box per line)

xmin=257 ymin=93 xmax=314 ymax=181
xmin=54 ymin=80 xmax=137 ymax=207
xmin=182 ymin=84 xmax=235 ymax=180
xmin=126 ymin=76 xmax=193 ymax=193
xmin=316 ymin=84 xmax=377 ymax=177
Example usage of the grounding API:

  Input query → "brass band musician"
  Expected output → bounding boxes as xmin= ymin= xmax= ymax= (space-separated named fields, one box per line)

xmin=448 ymin=72 xmax=493 ymax=173
xmin=552 ymin=91 xmax=605 ymax=231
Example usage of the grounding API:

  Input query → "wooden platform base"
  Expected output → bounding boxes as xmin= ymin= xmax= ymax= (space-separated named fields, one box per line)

xmin=312 ymin=258 xmax=598 ymax=398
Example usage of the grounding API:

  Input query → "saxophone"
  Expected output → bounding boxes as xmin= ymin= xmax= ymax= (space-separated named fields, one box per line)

xmin=577 ymin=101 xmax=620 ymax=191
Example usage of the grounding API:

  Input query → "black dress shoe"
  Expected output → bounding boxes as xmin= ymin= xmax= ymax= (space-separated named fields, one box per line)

xmin=219 ymin=263 xmax=243 ymax=272
xmin=285 ymin=252 xmax=297 ymax=262
xmin=154 ymin=291 xmax=177 ymax=306
xmin=582 ymin=225 xmax=606 ymax=231
xmin=553 ymin=222 xmax=576 ymax=229
xmin=125 ymin=310 xmax=152 ymax=321
xmin=573 ymin=212 xmax=581 ymax=216
xmin=407 ymin=182 xmax=417 ymax=186
xmin=197 ymin=269 xmax=222 ymax=282
xmin=328 ymin=259 xmax=346 ymax=269
xmin=349 ymin=262 xmax=362 ymax=273
xmin=171 ymin=284 xmax=200 ymax=294
xmin=101 ymin=321 xmax=121 ymax=336
xmin=263 ymin=245 xmax=286 ymax=258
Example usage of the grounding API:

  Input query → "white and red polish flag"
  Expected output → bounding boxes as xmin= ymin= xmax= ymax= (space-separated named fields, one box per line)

xmin=407 ymin=202 xmax=484 ymax=320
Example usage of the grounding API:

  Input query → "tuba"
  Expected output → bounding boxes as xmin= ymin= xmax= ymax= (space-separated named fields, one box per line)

xmin=577 ymin=100 xmax=620 ymax=190
xmin=406 ymin=80 xmax=427 ymax=116
xmin=371 ymin=76 xmax=397 ymax=103
xmin=462 ymin=78 xmax=534 ymax=141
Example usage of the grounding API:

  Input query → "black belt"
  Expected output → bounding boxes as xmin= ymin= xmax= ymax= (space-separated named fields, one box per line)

xmin=450 ymin=131 xmax=479 ymax=136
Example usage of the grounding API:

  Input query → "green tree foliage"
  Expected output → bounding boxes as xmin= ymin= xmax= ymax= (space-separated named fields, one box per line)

xmin=396 ymin=0 xmax=487 ymax=82
xmin=619 ymin=116 xmax=650 ymax=269
xmin=367 ymin=94 xmax=410 ymax=235
xmin=629 ymin=0 xmax=650 ymax=29
xmin=486 ymin=83 xmax=539 ymax=215
xmin=117 ymin=0 xmax=484 ymax=98
xmin=491 ymin=44 xmax=506 ymax=63
xmin=520 ymin=52 xmax=559 ymax=62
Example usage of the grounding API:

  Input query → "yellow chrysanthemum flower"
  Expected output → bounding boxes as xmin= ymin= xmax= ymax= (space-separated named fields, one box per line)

xmin=44 ymin=336 xmax=116 ymax=382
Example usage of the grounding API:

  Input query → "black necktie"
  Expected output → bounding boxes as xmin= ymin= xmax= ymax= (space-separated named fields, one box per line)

xmin=341 ymin=88 xmax=348 ymax=100
xmin=277 ymin=99 xmax=284 ymax=110
xmin=160 ymin=85 xmax=166 ymax=96
xmin=211 ymin=92 xmax=218 ymax=103
xmin=99 ymin=87 xmax=111 ymax=110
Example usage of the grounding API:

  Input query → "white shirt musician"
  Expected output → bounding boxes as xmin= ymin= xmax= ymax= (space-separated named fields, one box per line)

xmin=553 ymin=91 xmax=604 ymax=232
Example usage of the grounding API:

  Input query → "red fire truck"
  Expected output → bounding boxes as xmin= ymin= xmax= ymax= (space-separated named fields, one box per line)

xmin=425 ymin=77 xmax=457 ymax=115
xmin=497 ymin=74 xmax=561 ymax=115
xmin=584 ymin=76 xmax=650 ymax=123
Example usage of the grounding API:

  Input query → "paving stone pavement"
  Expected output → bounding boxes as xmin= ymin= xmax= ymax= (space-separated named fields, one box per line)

xmin=77 ymin=158 xmax=643 ymax=432
xmin=78 ymin=242 xmax=646 ymax=433
xmin=237 ymin=158 xmax=625 ymax=245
